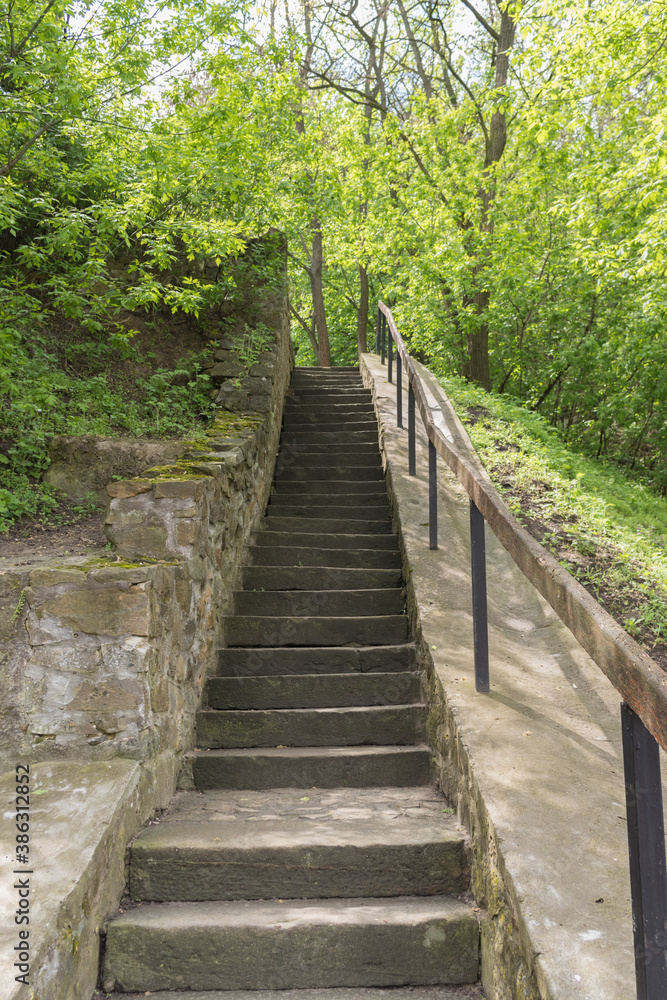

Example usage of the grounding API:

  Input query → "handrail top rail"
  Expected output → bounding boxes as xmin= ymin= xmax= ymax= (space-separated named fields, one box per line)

xmin=377 ymin=299 xmax=667 ymax=754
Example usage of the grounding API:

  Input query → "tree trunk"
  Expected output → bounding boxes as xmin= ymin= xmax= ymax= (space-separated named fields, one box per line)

xmin=309 ymin=225 xmax=331 ymax=367
xmin=464 ymin=5 xmax=516 ymax=391
xmin=464 ymin=286 xmax=491 ymax=389
xmin=357 ymin=264 xmax=369 ymax=355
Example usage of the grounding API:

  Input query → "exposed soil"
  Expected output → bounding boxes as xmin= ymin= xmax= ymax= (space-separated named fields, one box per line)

xmin=0 ymin=498 xmax=107 ymax=560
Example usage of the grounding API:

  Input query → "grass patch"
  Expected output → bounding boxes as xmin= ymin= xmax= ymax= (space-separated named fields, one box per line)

xmin=437 ymin=374 xmax=667 ymax=669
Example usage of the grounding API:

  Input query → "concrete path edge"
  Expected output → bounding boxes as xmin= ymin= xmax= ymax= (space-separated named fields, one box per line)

xmin=361 ymin=352 xmax=667 ymax=1000
xmin=0 ymin=753 xmax=177 ymax=1000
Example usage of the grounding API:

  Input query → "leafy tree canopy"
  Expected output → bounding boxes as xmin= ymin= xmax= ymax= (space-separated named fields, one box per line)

xmin=3 ymin=0 xmax=667 ymax=499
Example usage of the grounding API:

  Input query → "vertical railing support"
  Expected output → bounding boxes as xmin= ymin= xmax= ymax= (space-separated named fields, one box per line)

xmin=388 ymin=327 xmax=393 ymax=383
xmin=621 ymin=702 xmax=667 ymax=1000
xmin=429 ymin=440 xmax=437 ymax=550
xmin=408 ymin=384 xmax=416 ymax=475
xmin=381 ymin=314 xmax=386 ymax=365
xmin=396 ymin=352 xmax=403 ymax=427
xmin=376 ymin=306 xmax=381 ymax=355
xmin=469 ymin=500 xmax=490 ymax=692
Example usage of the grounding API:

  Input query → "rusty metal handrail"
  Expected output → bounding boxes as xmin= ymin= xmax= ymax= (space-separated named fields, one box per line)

xmin=376 ymin=300 xmax=667 ymax=1000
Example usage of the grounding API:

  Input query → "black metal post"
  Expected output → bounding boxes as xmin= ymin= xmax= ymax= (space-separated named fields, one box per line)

xmin=381 ymin=315 xmax=386 ymax=365
xmin=376 ymin=306 xmax=381 ymax=354
xmin=396 ymin=352 xmax=402 ymax=427
xmin=429 ymin=439 xmax=437 ymax=550
xmin=408 ymin=384 xmax=416 ymax=475
xmin=621 ymin=702 xmax=667 ymax=1000
xmin=470 ymin=500 xmax=490 ymax=692
xmin=388 ymin=328 xmax=393 ymax=383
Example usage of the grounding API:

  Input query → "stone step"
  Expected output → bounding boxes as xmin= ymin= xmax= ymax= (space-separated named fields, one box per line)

xmin=233 ymin=589 xmax=404 ymax=617
xmin=284 ymin=399 xmax=372 ymax=410
xmin=294 ymin=365 xmax=361 ymax=371
xmin=268 ymin=492 xmax=388 ymax=507
xmin=189 ymin=745 xmax=432 ymax=790
xmin=270 ymin=480 xmax=385 ymax=494
xmin=280 ymin=431 xmax=379 ymax=445
xmin=291 ymin=387 xmax=365 ymax=393
xmin=289 ymin=393 xmax=372 ymax=403
xmin=251 ymin=531 xmax=398 ymax=549
xmin=247 ymin=546 xmax=401 ymax=568
xmin=275 ymin=467 xmax=384 ymax=483
xmin=285 ymin=401 xmax=374 ymax=413
xmin=100 ymin=988 xmax=484 ymax=1000
xmin=128 ymin=807 xmax=466 ymax=902
xmin=291 ymin=377 xmax=364 ymax=385
xmin=277 ymin=444 xmax=380 ymax=458
xmin=206 ymin=671 xmax=421 ymax=709
xmin=260 ymin=517 xmax=391 ymax=535
xmin=264 ymin=505 xmax=390 ymax=521
xmin=215 ymin=644 xmax=417 ymax=676
xmin=224 ymin=614 xmax=408 ymax=647
xmin=276 ymin=453 xmax=381 ymax=469
xmin=282 ymin=418 xmax=377 ymax=432
xmin=242 ymin=566 xmax=401 ymax=591
xmin=292 ymin=372 xmax=362 ymax=377
xmin=284 ymin=409 xmax=375 ymax=422
xmin=103 ymin=895 xmax=478 ymax=992
xmin=195 ymin=704 xmax=425 ymax=749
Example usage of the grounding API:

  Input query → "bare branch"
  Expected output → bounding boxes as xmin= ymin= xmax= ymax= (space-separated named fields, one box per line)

xmin=0 ymin=120 xmax=52 ymax=176
xmin=458 ymin=0 xmax=499 ymax=42
xmin=14 ymin=0 xmax=59 ymax=55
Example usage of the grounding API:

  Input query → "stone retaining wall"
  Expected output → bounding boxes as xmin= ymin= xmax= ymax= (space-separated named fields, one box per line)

xmin=0 ymin=285 xmax=292 ymax=774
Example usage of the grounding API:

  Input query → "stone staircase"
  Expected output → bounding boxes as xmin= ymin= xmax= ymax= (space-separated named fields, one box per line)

xmin=101 ymin=367 xmax=481 ymax=996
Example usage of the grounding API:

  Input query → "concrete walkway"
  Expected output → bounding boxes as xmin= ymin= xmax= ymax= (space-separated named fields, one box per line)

xmin=361 ymin=352 xmax=667 ymax=1000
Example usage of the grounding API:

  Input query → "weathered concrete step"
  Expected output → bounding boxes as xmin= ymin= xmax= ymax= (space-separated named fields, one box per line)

xmin=292 ymin=379 xmax=367 ymax=386
xmin=233 ymin=589 xmax=404 ymax=617
xmin=277 ymin=448 xmax=379 ymax=463
xmin=284 ymin=409 xmax=375 ymax=422
xmin=225 ymin=614 xmax=408 ymax=647
xmin=291 ymin=372 xmax=362 ymax=380
xmin=248 ymin=546 xmax=401 ymax=569
xmin=242 ymin=566 xmax=400 ymax=591
xmin=275 ymin=467 xmax=384 ymax=483
xmin=129 ymin=815 xmax=465 ymax=902
xmin=284 ymin=401 xmax=372 ymax=411
xmin=282 ymin=419 xmax=377 ymax=432
xmin=206 ymin=671 xmax=421 ymax=709
xmin=261 ymin=517 xmax=391 ymax=535
xmin=285 ymin=400 xmax=374 ymax=412
xmin=252 ymin=531 xmax=398 ymax=549
xmin=272 ymin=480 xmax=385 ymax=494
xmin=215 ymin=644 xmax=417 ymax=676
xmin=103 ymin=895 xmax=478 ymax=992
xmin=291 ymin=378 xmax=362 ymax=385
xmin=100 ymin=987 xmax=484 ymax=1000
xmin=189 ymin=745 xmax=432 ymax=789
xmin=289 ymin=393 xmax=372 ymax=404
xmin=280 ymin=431 xmax=378 ymax=444
xmin=290 ymin=387 xmax=366 ymax=395
xmin=277 ymin=442 xmax=379 ymax=455
xmin=276 ymin=453 xmax=381 ymax=469
xmin=295 ymin=365 xmax=360 ymax=371
xmin=264 ymin=505 xmax=390 ymax=522
xmin=195 ymin=704 xmax=425 ymax=749
xmin=268 ymin=491 xmax=387 ymax=507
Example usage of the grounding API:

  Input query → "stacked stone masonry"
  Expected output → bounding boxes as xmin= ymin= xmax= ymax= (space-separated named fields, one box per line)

xmin=0 ymin=283 xmax=292 ymax=772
